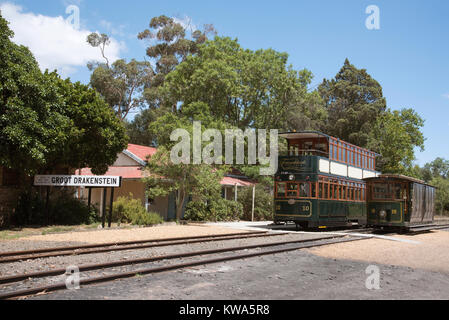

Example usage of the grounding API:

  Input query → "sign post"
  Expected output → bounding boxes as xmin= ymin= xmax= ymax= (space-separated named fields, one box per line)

xmin=34 ymin=175 xmax=122 ymax=228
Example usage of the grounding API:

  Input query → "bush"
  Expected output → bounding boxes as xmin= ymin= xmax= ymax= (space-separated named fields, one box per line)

xmin=112 ymin=194 xmax=164 ymax=226
xmin=184 ymin=201 xmax=209 ymax=221
xmin=131 ymin=211 xmax=164 ymax=226
xmin=185 ymin=199 xmax=243 ymax=222
xmin=14 ymin=190 xmax=98 ymax=226
xmin=238 ymin=185 xmax=273 ymax=221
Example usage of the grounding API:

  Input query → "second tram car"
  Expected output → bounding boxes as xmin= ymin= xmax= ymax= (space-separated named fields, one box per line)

xmin=365 ymin=174 xmax=436 ymax=229
xmin=274 ymin=131 xmax=380 ymax=229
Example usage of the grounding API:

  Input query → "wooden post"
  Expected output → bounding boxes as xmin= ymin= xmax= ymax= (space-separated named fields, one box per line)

xmin=45 ymin=186 xmax=50 ymax=226
xmin=251 ymin=185 xmax=256 ymax=222
xmin=87 ymin=188 xmax=92 ymax=211
xmin=108 ymin=188 xmax=114 ymax=228
xmin=101 ymin=188 xmax=107 ymax=228
xmin=234 ymin=184 xmax=238 ymax=202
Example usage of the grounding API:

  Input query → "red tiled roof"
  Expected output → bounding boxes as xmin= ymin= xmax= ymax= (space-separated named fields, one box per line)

xmin=127 ymin=144 xmax=157 ymax=162
xmin=221 ymin=176 xmax=255 ymax=187
xmin=79 ymin=167 xmax=148 ymax=179
xmin=79 ymin=144 xmax=254 ymax=186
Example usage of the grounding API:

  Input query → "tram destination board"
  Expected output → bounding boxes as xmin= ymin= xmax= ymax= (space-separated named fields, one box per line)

xmin=34 ymin=175 xmax=122 ymax=188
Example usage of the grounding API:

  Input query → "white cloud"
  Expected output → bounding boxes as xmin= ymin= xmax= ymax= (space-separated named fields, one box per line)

xmin=443 ymin=93 xmax=449 ymax=100
xmin=0 ymin=2 xmax=125 ymax=77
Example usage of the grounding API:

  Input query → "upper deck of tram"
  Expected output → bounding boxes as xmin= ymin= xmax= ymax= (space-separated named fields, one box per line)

xmin=279 ymin=131 xmax=378 ymax=172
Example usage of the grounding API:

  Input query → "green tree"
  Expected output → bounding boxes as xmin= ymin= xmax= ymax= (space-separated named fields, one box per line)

xmin=368 ymin=108 xmax=425 ymax=174
xmin=138 ymin=15 xmax=216 ymax=110
xmin=162 ymin=36 xmax=317 ymax=130
xmin=144 ymin=146 xmax=226 ymax=220
xmin=0 ymin=15 xmax=127 ymax=175
xmin=422 ymin=158 xmax=449 ymax=182
xmin=319 ymin=58 xmax=387 ymax=147
xmin=49 ymin=78 xmax=129 ymax=174
xmin=87 ymin=33 xmax=154 ymax=121
xmin=125 ymin=109 xmax=159 ymax=146
xmin=431 ymin=176 xmax=449 ymax=215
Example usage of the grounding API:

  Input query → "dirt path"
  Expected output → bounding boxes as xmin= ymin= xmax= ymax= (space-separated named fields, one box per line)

xmin=306 ymin=230 xmax=449 ymax=274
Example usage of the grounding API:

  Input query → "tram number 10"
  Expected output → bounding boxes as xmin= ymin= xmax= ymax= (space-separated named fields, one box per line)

xmin=301 ymin=205 xmax=310 ymax=212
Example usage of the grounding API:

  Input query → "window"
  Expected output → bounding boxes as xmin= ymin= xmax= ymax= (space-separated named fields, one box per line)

xmin=276 ymin=183 xmax=286 ymax=197
xmin=373 ymin=183 xmax=392 ymax=200
xmin=341 ymin=184 xmax=346 ymax=200
xmin=299 ymin=183 xmax=310 ymax=198
xmin=287 ymin=183 xmax=298 ymax=197
xmin=324 ymin=181 xmax=329 ymax=199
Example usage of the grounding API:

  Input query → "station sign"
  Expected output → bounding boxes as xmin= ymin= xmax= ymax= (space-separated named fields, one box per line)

xmin=34 ymin=175 xmax=122 ymax=188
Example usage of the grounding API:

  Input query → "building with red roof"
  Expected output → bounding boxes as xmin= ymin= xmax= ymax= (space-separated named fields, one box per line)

xmin=77 ymin=144 xmax=255 ymax=220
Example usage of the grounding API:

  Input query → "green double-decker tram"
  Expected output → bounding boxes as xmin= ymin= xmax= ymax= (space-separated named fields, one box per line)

xmin=274 ymin=131 xmax=379 ymax=229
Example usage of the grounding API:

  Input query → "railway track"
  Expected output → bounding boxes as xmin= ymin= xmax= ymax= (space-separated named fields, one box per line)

xmin=0 ymin=233 xmax=363 ymax=300
xmin=2 ymin=223 xmax=448 ymax=300
xmin=0 ymin=231 xmax=285 ymax=264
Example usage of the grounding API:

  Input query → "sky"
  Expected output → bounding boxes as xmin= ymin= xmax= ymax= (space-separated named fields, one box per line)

xmin=0 ymin=0 xmax=448 ymax=166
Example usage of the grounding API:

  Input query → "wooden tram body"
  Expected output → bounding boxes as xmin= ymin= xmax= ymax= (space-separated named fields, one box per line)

xmin=365 ymin=175 xmax=436 ymax=229
xmin=274 ymin=131 xmax=379 ymax=229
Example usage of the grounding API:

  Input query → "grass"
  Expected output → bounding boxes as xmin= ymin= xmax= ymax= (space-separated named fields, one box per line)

xmin=0 ymin=223 xmax=104 ymax=240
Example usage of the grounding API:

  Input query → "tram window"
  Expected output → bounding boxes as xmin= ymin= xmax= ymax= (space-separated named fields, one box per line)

xmin=311 ymin=183 xmax=317 ymax=198
xmin=394 ymin=184 xmax=402 ymax=200
xmin=341 ymin=185 xmax=346 ymax=200
xmin=319 ymin=183 xmax=323 ymax=199
xmin=276 ymin=183 xmax=286 ymax=197
xmin=299 ymin=183 xmax=310 ymax=198
xmin=287 ymin=183 xmax=298 ymax=197
xmin=324 ymin=182 xmax=329 ymax=199
xmin=316 ymin=143 xmax=327 ymax=155
xmin=373 ymin=183 xmax=392 ymax=200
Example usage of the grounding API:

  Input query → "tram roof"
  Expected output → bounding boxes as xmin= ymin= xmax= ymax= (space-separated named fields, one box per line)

xmin=279 ymin=131 xmax=330 ymax=140
xmin=279 ymin=131 xmax=379 ymax=155
xmin=364 ymin=174 xmax=435 ymax=188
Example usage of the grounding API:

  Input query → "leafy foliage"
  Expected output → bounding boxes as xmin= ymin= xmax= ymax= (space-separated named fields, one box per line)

xmin=87 ymin=54 xmax=154 ymax=121
xmin=138 ymin=15 xmax=216 ymax=110
xmin=184 ymin=199 xmax=243 ymax=222
xmin=319 ymin=58 xmax=387 ymax=148
xmin=412 ymin=158 xmax=449 ymax=216
xmin=14 ymin=191 xmax=98 ymax=226
xmin=238 ymin=185 xmax=273 ymax=221
xmin=0 ymin=15 xmax=127 ymax=175
xmin=368 ymin=108 xmax=425 ymax=174
xmin=163 ymin=37 xmax=321 ymax=130
xmin=112 ymin=194 xmax=164 ymax=225
xmin=144 ymin=145 xmax=226 ymax=220
xmin=430 ymin=177 xmax=449 ymax=215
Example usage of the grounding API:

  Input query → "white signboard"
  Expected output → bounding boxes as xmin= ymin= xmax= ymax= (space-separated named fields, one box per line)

xmin=34 ymin=175 xmax=122 ymax=188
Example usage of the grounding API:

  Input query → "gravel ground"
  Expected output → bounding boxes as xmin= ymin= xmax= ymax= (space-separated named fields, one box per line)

xmin=307 ymin=229 xmax=449 ymax=273
xmin=0 ymin=225 xmax=252 ymax=253
xmin=3 ymin=224 xmax=449 ymax=300
xmin=0 ymin=232 xmax=340 ymax=295
xmin=26 ymin=248 xmax=449 ymax=300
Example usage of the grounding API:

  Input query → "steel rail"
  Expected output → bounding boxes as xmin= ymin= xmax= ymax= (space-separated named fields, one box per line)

xmin=0 ymin=236 xmax=365 ymax=300
xmin=0 ymin=231 xmax=267 ymax=258
xmin=0 ymin=234 xmax=347 ymax=285
xmin=0 ymin=232 xmax=285 ymax=264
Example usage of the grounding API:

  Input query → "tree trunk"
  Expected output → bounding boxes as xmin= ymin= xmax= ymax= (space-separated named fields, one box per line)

xmin=176 ymin=190 xmax=186 ymax=220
